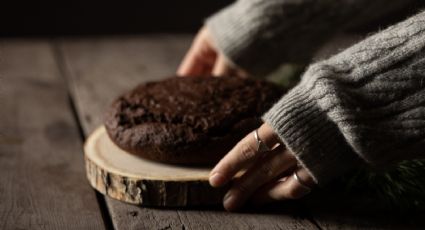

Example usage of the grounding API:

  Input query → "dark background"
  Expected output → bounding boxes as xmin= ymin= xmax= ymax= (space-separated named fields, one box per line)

xmin=1 ymin=1 xmax=423 ymax=37
xmin=0 ymin=1 xmax=233 ymax=37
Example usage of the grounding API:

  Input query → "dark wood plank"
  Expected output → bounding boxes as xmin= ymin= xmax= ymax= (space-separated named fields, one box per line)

xmin=59 ymin=35 xmax=318 ymax=230
xmin=303 ymin=192 xmax=425 ymax=230
xmin=312 ymin=211 xmax=424 ymax=230
xmin=105 ymin=199 xmax=184 ymax=229
xmin=59 ymin=35 xmax=192 ymax=230
xmin=175 ymin=204 xmax=315 ymax=230
xmin=0 ymin=40 xmax=105 ymax=229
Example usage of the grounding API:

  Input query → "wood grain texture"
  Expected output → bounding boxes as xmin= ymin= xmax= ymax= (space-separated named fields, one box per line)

xmin=59 ymin=35 xmax=318 ymax=230
xmin=85 ymin=126 xmax=226 ymax=206
xmin=0 ymin=41 xmax=105 ymax=229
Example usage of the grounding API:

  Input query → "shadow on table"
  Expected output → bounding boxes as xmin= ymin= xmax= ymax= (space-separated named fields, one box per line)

xmin=145 ymin=189 xmax=424 ymax=228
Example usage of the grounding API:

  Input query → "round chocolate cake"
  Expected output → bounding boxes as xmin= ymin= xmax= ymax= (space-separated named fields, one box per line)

xmin=104 ymin=76 xmax=284 ymax=166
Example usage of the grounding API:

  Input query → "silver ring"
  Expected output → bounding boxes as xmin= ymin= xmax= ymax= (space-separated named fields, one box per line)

xmin=293 ymin=170 xmax=312 ymax=191
xmin=254 ymin=129 xmax=271 ymax=153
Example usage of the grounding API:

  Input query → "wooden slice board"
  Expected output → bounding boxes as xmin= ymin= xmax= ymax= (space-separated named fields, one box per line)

xmin=84 ymin=126 xmax=227 ymax=207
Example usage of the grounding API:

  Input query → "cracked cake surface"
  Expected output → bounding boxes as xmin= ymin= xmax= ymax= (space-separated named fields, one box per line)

xmin=104 ymin=76 xmax=284 ymax=165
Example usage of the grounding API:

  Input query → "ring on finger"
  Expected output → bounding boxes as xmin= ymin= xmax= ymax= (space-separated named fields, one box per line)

xmin=254 ymin=129 xmax=271 ymax=153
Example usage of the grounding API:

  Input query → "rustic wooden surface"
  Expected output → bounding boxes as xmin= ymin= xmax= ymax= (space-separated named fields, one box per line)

xmin=57 ymin=35 xmax=425 ymax=230
xmin=85 ymin=126 xmax=226 ymax=206
xmin=0 ymin=41 xmax=105 ymax=229
xmin=58 ymin=35 xmax=318 ymax=229
xmin=3 ymin=35 xmax=424 ymax=229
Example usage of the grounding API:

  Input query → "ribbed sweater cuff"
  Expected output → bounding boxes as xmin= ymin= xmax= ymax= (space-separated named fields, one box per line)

xmin=262 ymin=84 xmax=362 ymax=185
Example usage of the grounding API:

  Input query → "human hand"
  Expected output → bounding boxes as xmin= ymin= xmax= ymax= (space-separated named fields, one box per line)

xmin=177 ymin=27 xmax=248 ymax=77
xmin=209 ymin=123 xmax=316 ymax=211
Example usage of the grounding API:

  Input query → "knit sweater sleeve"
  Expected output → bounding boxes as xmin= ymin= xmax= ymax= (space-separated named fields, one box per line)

xmin=262 ymin=10 xmax=425 ymax=185
xmin=206 ymin=0 xmax=414 ymax=76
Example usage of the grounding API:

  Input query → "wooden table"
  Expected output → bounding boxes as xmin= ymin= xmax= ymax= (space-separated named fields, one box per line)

xmin=1 ymin=35 xmax=423 ymax=229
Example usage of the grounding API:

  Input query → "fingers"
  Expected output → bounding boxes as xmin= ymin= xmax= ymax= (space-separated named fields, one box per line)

xmin=177 ymin=28 xmax=217 ymax=76
xmin=209 ymin=123 xmax=281 ymax=187
xmin=209 ymin=133 xmax=259 ymax=187
xmin=257 ymin=122 xmax=283 ymax=149
xmin=177 ymin=27 xmax=249 ymax=78
xmin=212 ymin=54 xmax=250 ymax=78
xmin=209 ymin=122 xmax=316 ymax=211
xmin=250 ymin=167 xmax=315 ymax=205
xmin=177 ymin=51 xmax=215 ymax=76
xmin=211 ymin=55 xmax=228 ymax=77
xmin=223 ymin=147 xmax=297 ymax=211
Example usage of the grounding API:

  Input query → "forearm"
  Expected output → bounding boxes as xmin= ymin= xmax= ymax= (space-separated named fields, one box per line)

xmin=263 ymin=10 xmax=425 ymax=185
xmin=206 ymin=0 xmax=416 ymax=76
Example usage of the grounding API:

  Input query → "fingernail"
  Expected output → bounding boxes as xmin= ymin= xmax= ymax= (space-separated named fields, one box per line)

xmin=209 ymin=172 xmax=225 ymax=187
xmin=223 ymin=192 xmax=239 ymax=211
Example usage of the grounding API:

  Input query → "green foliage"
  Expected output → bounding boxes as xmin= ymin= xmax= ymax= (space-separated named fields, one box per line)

xmin=341 ymin=160 xmax=425 ymax=211
xmin=266 ymin=63 xmax=306 ymax=88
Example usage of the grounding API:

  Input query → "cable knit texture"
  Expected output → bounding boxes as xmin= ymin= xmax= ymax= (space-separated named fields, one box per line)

xmin=206 ymin=0 xmax=416 ymax=76
xmin=207 ymin=0 xmax=425 ymax=185
xmin=263 ymin=11 xmax=425 ymax=184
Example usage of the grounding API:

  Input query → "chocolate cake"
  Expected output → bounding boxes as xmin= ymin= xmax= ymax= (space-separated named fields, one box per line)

xmin=104 ymin=76 xmax=284 ymax=166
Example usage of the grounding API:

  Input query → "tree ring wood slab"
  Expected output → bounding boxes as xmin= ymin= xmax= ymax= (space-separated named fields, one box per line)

xmin=84 ymin=126 xmax=227 ymax=207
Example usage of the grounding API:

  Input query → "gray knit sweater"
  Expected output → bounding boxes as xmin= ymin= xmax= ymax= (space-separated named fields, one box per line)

xmin=206 ymin=1 xmax=425 ymax=185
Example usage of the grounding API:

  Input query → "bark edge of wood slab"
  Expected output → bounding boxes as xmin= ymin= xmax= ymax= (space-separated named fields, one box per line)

xmin=84 ymin=126 xmax=227 ymax=207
